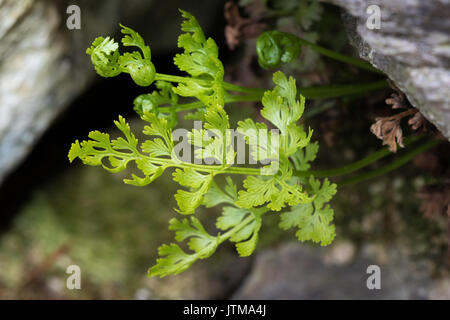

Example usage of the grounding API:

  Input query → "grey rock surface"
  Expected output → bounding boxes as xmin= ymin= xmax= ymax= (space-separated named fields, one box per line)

xmin=232 ymin=242 xmax=449 ymax=299
xmin=323 ymin=0 xmax=450 ymax=139
xmin=0 ymin=0 xmax=221 ymax=185
xmin=0 ymin=0 xmax=139 ymax=186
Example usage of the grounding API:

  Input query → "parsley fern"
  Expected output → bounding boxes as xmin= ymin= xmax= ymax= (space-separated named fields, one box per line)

xmin=71 ymin=9 xmax=338 ymax=278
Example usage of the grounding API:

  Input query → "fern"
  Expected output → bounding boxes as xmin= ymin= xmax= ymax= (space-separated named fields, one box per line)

xmin=70 ymin=9 xmax=337 ymax=278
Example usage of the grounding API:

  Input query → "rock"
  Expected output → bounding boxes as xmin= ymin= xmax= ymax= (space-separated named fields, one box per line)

xmin=232 ymin=242 xmax=448 ymax=299
xmin=0 ymin=0 xmax=134 ymax=186
xmin=323 ymin=0 xmax=450 ymax=139
xmin=0 ymin=0 xmax=221 ymax=185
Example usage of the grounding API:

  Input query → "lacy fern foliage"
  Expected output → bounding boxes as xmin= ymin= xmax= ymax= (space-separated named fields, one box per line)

xmin=69 ymin=9 xmax=337 ymax=277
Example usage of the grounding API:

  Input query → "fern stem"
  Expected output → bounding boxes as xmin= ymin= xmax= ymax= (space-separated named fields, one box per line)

xmin=295 ymin=37 xmax=383 ymax=74
xmin=154 ymin=73 xmax=195 ymax=84
xmin=217 ymin=209 xmax=269 ymax=244
xmin=223 ymin=80 xmax=390 ymax=99
xmin=217 ymin=215 xmax=254 ymax=243
xmin=158 ymin=80 xmax=389 ymax=114
xmin=297 ymin=135 xmax=424 ymax=178
xmin=337 ymin=138 xmax=443 ymax=187
xmin=297 ymin=80 xmax=389 ymax=99
xmin=161 ymin=159 xmax=263 ymax=176
xmin=155 ymin=72 xmax=389 ymax=99
xmin=222 ymin=82 xmax=265 ymax=94
xmin=154 ymin=135 xmax=440 ymax=183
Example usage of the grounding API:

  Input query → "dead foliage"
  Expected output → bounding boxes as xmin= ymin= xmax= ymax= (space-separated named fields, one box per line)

xmin=370 ymin=81 xmax=431 ymax=152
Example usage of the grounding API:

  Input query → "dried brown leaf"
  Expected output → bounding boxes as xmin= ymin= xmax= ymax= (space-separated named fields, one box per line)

xmin=370 ymin=117 xmax=404 ymax=153
xmin=385 ymin=93 xmax=407 ymax=110
xmin=386 ymin=80 xmax=408 ymax=109
xmin=408 ymin=112 xmax=427 ymax=131
xmin=370 ymin=106 xmax=421 ymax=153
xmin=385 ymin=81 xmax=430 ymax=132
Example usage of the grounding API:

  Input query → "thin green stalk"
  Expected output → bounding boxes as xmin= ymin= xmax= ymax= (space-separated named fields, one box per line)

xmin=172 ymin=101 xmax=203 ymax=112
xmin=158 ymin=95 xmax=262 ymax=114
xmin=155 ymin=72 xmax=263 ymax=94
xmin=231 ymin=80 xmax=390 ymax=100
xmin=298 ymin=80 xmax=389 ymax=99
xmin=295 ymin=38 xmax=383 ymax=74
xmin=162 ymin=160 xmax=263 ymax=176
xmin=217 ymin=215 xmax=255 ymax=243
xmin=297 ymin=135 xmax=423 ymax=178
xmin=169 ymin=136 xmax=440 ymax=182
xmin=222 ymin=82 xmax=264 ymax=94
xmin=337 ymin=139 xmax=443 ymax=187
xmin=227 ymin=80 xmax=389 ymax=101
xmin=217 ymin=208 xmax=268 ymax=243
xmin=158 ymin=80 xmax=389 ymax=115
xmin=154 ymin=73 xmax=196 ymax=85
xmin=303 ymin=100 xmax=335 ymax=119
xmin=155 ymin=72 xmax=388 ymax=100
xmin=225 ymin=93 xmax=263 ymax=103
